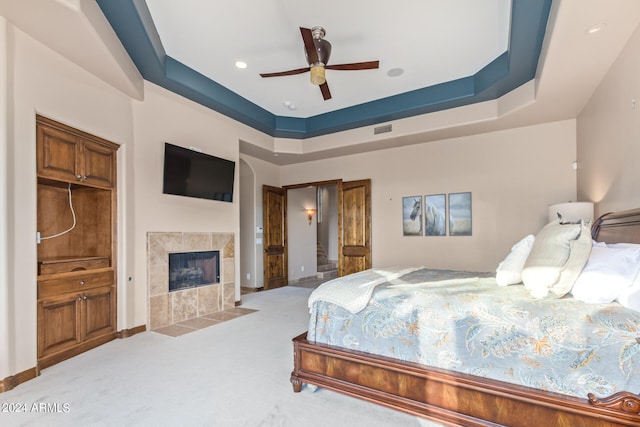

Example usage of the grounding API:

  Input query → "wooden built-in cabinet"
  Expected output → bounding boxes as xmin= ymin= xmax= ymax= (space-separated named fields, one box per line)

xmin=36 ymin=115 xmax=118 ymax=369
xmin=37 ymin=116 xmax=116 ymax=189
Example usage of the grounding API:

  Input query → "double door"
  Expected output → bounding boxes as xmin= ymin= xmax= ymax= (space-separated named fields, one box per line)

xmin=37 ymin=279 xmax=115 ymax=367
xmin=263 ymin=179 xmax=371 ymax=290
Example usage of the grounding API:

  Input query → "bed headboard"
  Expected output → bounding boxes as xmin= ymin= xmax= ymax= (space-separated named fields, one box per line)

xmin=592 ymin=208 xmax=640 ymax=244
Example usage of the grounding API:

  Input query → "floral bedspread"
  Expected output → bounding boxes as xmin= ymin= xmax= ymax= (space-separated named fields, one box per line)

xmin=307 ymin=268 xmax=640 ymax=398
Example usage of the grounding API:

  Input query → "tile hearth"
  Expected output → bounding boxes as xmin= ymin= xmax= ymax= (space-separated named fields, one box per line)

xmin=153 ymin=307 xmax=257 ymax=337
xmin=147 ymin=231 xmax=236 ymax=331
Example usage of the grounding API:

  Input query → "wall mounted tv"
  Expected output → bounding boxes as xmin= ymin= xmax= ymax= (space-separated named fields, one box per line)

xmin=162 ymin=142 xmax=235 ymax=202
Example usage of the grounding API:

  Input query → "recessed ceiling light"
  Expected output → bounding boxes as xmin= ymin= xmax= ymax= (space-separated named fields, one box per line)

xmin=235 ymin=61 xmax=247 ymax=69
xmin=587 ymin=23 xmax=606 ymax=34
xmin=387 ymin=68 xmax=404 ymax=78
xmin=283 ymin=101 xmax=296 ymax=111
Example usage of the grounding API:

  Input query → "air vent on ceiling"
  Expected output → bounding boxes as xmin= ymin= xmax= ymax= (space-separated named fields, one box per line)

xmin=373 ymin=124 xmax=392 ymax=135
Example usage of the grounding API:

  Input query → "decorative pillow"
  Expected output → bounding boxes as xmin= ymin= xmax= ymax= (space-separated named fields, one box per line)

xmin=496 ymin=235 xmax=535 ymax=286
xmin=521 ymin=219 xmax=592 ymax=298
xmin=572 ymin=246 xmax=640 ymax=304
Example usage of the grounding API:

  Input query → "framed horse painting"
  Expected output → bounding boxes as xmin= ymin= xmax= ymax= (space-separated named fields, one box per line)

xmin=424 ymin=194 xmax=446 ymax=236
xmin=402 ymin=195 xmax=422 ymax=236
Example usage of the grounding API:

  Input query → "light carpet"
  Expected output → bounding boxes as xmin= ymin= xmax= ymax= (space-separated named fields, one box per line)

xmin=0 ymin=286 xmax=444 ymax=426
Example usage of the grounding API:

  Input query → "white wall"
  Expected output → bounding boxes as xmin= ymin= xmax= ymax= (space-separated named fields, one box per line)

xmin=239 ymin=159 xmax=255 ymax=288
xmin=577 ymin=23 xmax=640 ymax=215
xmin=239 ymin=154 xmax=281 ymax=288
xmin=317 ymin=185 xmax=338 ymax=263
xmin=287 ymin=187 xmax=317 ymax=281
xmin=10 ymin=1 xmax=638 ymax=385
xmin=0 ymin=16 xmax=10 ymax=380
xmin=0 ymin=20 xmax=272 ymax=379
xmin=4 ymin=24 xmax=136 ymax=377
xmin=279 ymin=120 xmax=578 ymax=272
xmin=131 ymin=81 xmax=245 ymax=326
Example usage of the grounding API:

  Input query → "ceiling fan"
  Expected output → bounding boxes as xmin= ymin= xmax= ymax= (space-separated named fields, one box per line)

xmin=260 ymin=26 xmax=380 ymax=101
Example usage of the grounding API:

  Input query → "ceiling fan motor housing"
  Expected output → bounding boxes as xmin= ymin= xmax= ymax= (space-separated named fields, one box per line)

xmin=307 ymin=26 xmax=331 ymax=67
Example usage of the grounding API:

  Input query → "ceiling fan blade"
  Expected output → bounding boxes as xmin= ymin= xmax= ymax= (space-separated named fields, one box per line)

xmin=320 ymin=82 xmax=331 ymax=100
xmin=326 ymin=60 xmax=380 ymax=71
xmin=300 ymin=27 xmax=319 ymax=65
xmin=260 ymin=67 xmax=311 ymax=78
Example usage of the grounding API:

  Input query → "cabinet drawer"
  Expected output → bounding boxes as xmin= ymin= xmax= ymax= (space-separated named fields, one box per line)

xmin=39 ymin=270 xmax=114 ymax=299
xmin=38 ymin=257 xmax=110 ymax=275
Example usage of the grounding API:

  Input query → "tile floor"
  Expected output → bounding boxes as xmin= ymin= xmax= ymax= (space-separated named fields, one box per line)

xmin=152 ymin=307 xmax=258 ymax=337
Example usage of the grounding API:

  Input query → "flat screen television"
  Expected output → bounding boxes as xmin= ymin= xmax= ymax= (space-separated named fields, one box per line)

xmin=162 ymin=142 xmax=235 ymax=202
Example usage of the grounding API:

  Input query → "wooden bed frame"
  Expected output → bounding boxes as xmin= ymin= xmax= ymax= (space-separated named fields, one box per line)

xmin=291 ymin=208 xmax=640 ymax=426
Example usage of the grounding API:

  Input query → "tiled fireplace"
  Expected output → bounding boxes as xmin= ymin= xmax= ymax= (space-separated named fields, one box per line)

xmin=147 ymin=232 xmax=235 ymax=330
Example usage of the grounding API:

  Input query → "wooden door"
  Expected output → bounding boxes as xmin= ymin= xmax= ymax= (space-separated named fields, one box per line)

xmin=36 ymin=122 xmax=80 ymax=182
xmin=38 ymin=293 xmax=81 ymax=358
xmin=263 ymin=185 xmax=287 ymax=290
xmin=81 ymin=141 xmax=116 ymax=189
xmin=82 ymin=286 xmax=116 ymax=340
xmin=338 ymin=179 xmax=371 ymax=276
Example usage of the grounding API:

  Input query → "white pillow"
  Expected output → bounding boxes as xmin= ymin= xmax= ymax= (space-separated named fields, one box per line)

xmin=617 ymin=277 xmax=640 ymax=311
xmin=608 ymin=242 xmax=640 ymax=249
xmin=571 ymin=246 xmax=640 ymax=304
xmin=522 ymin=220 xmax=592 ymax=298
xmin=496 ymin=235 xmax=535 ymax=286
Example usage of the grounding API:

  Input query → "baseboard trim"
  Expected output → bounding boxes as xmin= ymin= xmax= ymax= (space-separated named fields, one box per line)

xmin=0 ymin=325 xmax=145 ymax=393
xmin=0 ymin=366 xmax=39 ymax=393
xmin=117 ymin=324 xmax=146 ymax=339
xmin=241 ymin=286 xmax=263 ymax=293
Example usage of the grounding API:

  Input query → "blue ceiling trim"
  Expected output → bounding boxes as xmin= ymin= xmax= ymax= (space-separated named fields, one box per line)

xmin=96 ymin=0 xmax=552 ymax=140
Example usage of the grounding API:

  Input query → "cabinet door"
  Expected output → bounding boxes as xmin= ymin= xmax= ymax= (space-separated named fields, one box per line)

xmin=38 ymin=293 xmax=82 ymax=358
xmin=82 ymin=286 xmax=116 ymax=340
xmin=36 ymin=124 xmax=80 ymax=182
xmin=81 ymin=141 xmax=115 ymax=189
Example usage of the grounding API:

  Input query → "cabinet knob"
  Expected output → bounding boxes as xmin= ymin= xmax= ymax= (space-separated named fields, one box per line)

xmin=83 ymin=296 xmax=88 ymax=300
xmin=76 ymin=175 xmax=82 ymax=180
xmin=79 ymin=281 xmax=85 ymax=285
xmin=77 ymin=296 xmax=82 ymax=301
xmin=82 ymin=175 xmax=87 ymax=180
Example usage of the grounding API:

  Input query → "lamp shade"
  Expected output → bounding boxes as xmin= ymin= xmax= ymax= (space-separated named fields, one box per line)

xmin=547 ymin=202 xmax=594 ymax=223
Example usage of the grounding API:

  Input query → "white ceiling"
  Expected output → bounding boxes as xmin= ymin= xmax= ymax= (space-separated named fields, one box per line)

xmin=2 ymin=1 xmax=640 ymax=165
xmin=145 ymin=0 xmax=511 ymax=118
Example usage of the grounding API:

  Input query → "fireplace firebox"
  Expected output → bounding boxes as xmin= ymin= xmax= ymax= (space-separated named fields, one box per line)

xmin=169 ymin=251 xmax=220 ymax=292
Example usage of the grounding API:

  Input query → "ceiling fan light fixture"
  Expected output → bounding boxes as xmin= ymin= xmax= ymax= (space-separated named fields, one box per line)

xmin=310 ymin=65 xmax=326 ymax=85
xmin=305 ymin=26 xmax=332 ymax=66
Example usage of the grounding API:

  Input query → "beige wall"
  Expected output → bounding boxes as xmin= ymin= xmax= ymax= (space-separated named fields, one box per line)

xmin=3 ymin=24 xmax=136 ymax=376
xmin=577 ymin=23 xmax=640 ymax=216
xmin=4 ymin=3 xmax=637 ymax=386
xmin=0 ymin=16 xmax=10 ymax=380
xmin=287 ymin=187 xmax=317 ymax=281
xmin=131 ymin=81 xmax=247 ymax=327
xmin=280 ymin=120 xmax=578 ymax=272
xmin=239 ymin=159 xmax=255 ymax=288
xmin=0 ymin=21 xmax=271 ymax=378
xmin=239 ymin=154 xmax=280 ymax=288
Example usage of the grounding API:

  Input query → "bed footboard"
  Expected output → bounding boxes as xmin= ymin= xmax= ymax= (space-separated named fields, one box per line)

xmin=291 ymin=332 xmax=640 ymax=427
